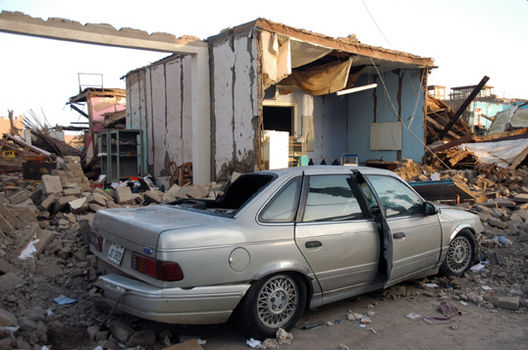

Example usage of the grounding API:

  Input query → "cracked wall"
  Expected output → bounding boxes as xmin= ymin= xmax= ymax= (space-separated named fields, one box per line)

xmin=126 ymin=54 xmax=193 ymax=177
xmin=209 ymin=29 xmax=259 ymax=180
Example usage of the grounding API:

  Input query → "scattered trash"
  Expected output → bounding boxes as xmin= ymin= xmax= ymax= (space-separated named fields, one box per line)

xmin=423 ymin=283 xmax=439 ymax=288
xmin=460 ymin=301 xmax=468 ymax=306
xmin=346 ymin=312 xmax=363 ymax=321
xmin=470 ymin=263 xmax=486 ymax=272
xmin=93 ymin=346 xmax=103 ymax=350
xmin=367 ymin=303 xmax=375 ymax=309
xmin=326 ymin=321 xmax=335 ymax=326
xmin=299 ymin=320 xmax=325 ymax=329
xmin=406 ymin=312 xmax=421 ymax=319
xmin=246 ymin=338 xmax=261 ymax=348
xmin=450 ymin=325 xmax=458 ymax=330
xmin=368 ymin=328 xmax=377 ymax=334
xmin=53 ymin=294 xmax=77 ymax=305
xmin=19 ymin=238 xmax=40 ymax=259
xmin=423 ymin=301 xmax=469 ymax=325
xmin=337 ymin=345 xmax=350 ymax=350
xmin=197 ymin=338 xmax=207 ymax=345
xmin=360 ymin=316 xmax=372 ymax=324
xmin=46 ymin=308 xmax=54 ymax=316
xmin=276 ymin=328 xmax=293 ymax=345
xmin=359 ymin=324 xmax=366 ymax=328
xmin=498 ymin=236 xmax=513 ymax=245
xmin=481 ymin=285 xmax=492 ymax=291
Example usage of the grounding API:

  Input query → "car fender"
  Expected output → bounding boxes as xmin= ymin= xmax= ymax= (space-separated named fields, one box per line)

xmin=449 ymin=223 xmax=475 ymax=242
xmin=252 ymin=261 xmax=313 ymax=281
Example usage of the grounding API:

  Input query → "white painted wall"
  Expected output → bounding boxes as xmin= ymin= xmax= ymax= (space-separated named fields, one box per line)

xmin=126 ymin=55 xmax=194 ymax=178
xmin=211 ymin=32 xmax=258 ymax=179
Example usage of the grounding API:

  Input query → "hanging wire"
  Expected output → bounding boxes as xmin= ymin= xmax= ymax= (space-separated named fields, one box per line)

xmin=368 ymin=57 xmax=453 ymax=170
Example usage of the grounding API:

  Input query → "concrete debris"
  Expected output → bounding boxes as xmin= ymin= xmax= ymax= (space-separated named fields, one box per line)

xmin=494 ymin=296 xmax=520 ymax=310
xmin=41 ymin=175 xmax=63 ymax=194
xmin=275 ymin=328 xmax=293 ymax=345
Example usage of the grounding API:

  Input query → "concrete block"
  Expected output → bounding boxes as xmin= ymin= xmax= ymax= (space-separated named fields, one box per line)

xmin=93 ymin=188 xmax=113 ymax=202
xmin=513 ymin=193 xmax=528 ymax=203
xmin=41 ymin=175 xmax=63 ymax=194
xmin=8 ymin=190 xmax=29 ymax=204
xmin=494 ymin=296 xmax=520 ymax=310
xmin=488 ymin=217 xmax=508 ymax=229
xmin=89 ymin=204 xmax=104 ymax=212
xmin=0 ymin=203 xmax=20 ymax=228
xmin=87 ymin=193 xmax=107 ymax=207
xmin=40 ymin=194 xmax=57 ymax=211
xmin=69 ymin=197 xmax=88 ymax=213
xmin=63 ymin=187 xmax=81 ymax=196
xmin=58 ymin=195 xmax=78 ymax=209
xmin=144 ymin=190 xmax=162 ymax=204
xmin=9 ymin=204 xmax=38 ymax=224
xmin=115 ymin=187 xmax=135 ymax=204
xmin=163 ymin=184 xmax=181 ymax=203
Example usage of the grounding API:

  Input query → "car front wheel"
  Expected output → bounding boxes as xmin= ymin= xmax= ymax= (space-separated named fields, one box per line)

xmin=238 ymin=273 xmax=306 ymax=339
xmin=440 ymin=230 xmax=475 ymax=276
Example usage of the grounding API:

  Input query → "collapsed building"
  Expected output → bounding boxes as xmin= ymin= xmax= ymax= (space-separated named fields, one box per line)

xmin=124 ymin=19 xmax=434 ymax=183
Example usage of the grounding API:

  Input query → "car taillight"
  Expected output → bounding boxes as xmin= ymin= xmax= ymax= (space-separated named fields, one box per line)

xmin=89 ymin=231 xmax=104 ymax=252
xmin=131 ymin=252 xmax=184 ymax=281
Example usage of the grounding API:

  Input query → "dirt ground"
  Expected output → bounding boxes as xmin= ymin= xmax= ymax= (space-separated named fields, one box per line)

xmin=54 ymin=281 xmax=524 ymax=350
xmin=168 ymin=284 xmax=528 ymax=350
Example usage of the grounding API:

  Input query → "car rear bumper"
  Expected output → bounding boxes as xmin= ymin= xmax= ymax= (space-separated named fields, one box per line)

xmin=99 ymin=274 xmax=250 ymax=324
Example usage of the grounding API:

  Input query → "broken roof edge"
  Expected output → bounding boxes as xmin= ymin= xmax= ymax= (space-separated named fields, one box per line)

xmin=253 ymin=18 xmax=434 ymax=68
xmin=69 ymin=88 xmax=126 ymax=103
xmin=123 ymin=52 xmax=192 ymax=78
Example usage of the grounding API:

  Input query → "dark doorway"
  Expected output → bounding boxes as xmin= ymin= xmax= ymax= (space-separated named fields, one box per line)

xmin=263 ymin=106 xmax=294 ymax=135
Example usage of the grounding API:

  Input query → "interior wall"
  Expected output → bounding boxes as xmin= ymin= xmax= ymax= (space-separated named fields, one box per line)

xmin=126 ymin=54 xmax=193 ymax=177
xmin=264 ymin=90 xmax=348 ymax=164
xmin=347 ymin=69 xmax=425 ymax=162
xmin=209 ymin=29 xmax=259 ymax=180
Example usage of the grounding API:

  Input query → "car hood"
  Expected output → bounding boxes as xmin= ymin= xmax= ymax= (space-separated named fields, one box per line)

xmin=93 ymin=205 xmax=227 ymax=248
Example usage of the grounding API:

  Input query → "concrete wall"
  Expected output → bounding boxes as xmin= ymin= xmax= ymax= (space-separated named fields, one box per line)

xmin=264 ymin=90 xmax=348 ymax=164
xmin=347 ymin=69 xmax=426 ymax=162
xmin=209 ymin=29 xmax=259 ymax=180
xmin=126 ymin=54 xmax=193 ymax=177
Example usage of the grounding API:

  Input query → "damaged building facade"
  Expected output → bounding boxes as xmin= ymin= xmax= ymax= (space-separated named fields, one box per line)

xmin=125 ymin=19 xmax=434 ymax=182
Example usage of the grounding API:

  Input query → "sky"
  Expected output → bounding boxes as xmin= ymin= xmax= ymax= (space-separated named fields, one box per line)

xmin=0 ymin=0 xmax=526 ymax=126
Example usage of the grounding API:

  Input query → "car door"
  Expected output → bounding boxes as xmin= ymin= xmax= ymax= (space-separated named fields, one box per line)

xmin=294 ymin=174 xmax=380 ymax=299
xmin=365 ymin=174 xmax=442 ymax=283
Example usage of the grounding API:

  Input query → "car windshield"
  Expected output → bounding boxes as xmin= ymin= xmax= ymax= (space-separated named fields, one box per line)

xmin=171 ymin=174 xmax=275 ymax=216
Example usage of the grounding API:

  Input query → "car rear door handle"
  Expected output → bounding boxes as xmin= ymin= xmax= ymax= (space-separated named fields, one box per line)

xmin=393 ymin=232 xmax=406 ymax=239
xmin=305 ymin=241 xmax=322 ymax=248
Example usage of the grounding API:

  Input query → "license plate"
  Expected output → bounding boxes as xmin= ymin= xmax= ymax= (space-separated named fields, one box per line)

xmin=107 ymin=243 xmax=125 ymax=265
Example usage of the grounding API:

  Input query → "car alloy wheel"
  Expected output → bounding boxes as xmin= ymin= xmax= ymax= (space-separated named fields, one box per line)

xmin=256 ymin=275 xmax=298 ymax=328
xmin=446 ymin=235 xmax=472 ymax=274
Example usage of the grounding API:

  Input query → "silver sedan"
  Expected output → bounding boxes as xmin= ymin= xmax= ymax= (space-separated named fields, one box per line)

xmin=90 ymin=166 xmax=483 ymax=338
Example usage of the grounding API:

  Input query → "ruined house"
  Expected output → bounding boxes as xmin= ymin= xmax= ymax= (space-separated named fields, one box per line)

xmin=125 ymin=19 xmax=434 ymax=183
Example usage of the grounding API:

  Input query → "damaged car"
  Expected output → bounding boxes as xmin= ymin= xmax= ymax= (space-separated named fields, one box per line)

xmin=89 ymin=166 xmax=483 ymax=338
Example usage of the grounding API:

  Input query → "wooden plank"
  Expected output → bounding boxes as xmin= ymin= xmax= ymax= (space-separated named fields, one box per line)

xmin=438 ymin=76 xmax=489 ymax=139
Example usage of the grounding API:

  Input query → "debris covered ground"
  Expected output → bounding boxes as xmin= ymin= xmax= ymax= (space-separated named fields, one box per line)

xmin=0 ymin=158 xmax=527 ymax=349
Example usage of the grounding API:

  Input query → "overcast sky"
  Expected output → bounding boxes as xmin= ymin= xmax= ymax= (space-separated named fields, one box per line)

xmin=0 ymin=0 xmax=526 ymax=126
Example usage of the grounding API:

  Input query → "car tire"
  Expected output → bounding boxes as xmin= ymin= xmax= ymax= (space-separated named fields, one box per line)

xmin=440 ymin=230 xmax=476 ymax=276
xmin=237 ymin=273 xmax=306 ymax=339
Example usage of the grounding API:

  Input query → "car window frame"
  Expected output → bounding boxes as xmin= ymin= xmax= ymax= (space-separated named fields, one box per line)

xmin=363 ymin=174 xmax=426 ymax=219
xmin=296 ymin=174 xmax=372 ymax=224
xmin=257 ymin=176 xmax=303 ymax=225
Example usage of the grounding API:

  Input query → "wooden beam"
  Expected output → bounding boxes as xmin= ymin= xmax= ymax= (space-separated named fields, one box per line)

xmin=438 ymin=76 xmax=489 ymax=139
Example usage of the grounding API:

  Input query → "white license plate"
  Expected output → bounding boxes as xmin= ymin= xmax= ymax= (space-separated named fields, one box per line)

xmin=107 ymin=243 xmax=125 ymax=265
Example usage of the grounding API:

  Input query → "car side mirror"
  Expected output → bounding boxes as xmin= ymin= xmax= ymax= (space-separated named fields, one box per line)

xmin=371 ymin=206 xmax=381 ymax=216
xmin=424 ymin=202 xmax=438 ymax=215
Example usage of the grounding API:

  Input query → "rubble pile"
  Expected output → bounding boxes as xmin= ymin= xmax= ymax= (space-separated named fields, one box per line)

xmin=394 ymin=159 xmax=528 ymax=310
xmin=0 ymin=161 xmax=229 ymax=349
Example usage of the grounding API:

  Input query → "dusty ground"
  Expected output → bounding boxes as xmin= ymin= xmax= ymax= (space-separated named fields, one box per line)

xmin=148 ymin=284 xmax=528 ymax=350
xmin=45 ymin=280 xmax=527 ymax=350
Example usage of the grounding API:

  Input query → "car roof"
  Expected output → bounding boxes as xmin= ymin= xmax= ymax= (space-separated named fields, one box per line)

xmin=255 ymin=165 xmax=399 ymax=178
